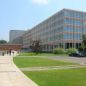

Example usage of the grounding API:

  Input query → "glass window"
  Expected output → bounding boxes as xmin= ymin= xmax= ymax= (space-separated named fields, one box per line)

xmin=64 ymin=34 xmax=81 ymax=40
xmin=64 ymin=26 xmax=73 ymax=32
xmin=64 ymin=18 xmax=73 ymax=24
xmin=84 ymin=28 xmax=86 ymax=32
xmin=64 ymin=34 xmax=68 ymax=39
xmin=64 ymin=34 xmax=73 ymax=39
xmin=64 ymin=11 xmax=82 ymax=19
xmin=83 ymin=14 xmax=86 ymax=19
xmin=74 ymin=12 xmax=82 ymax=18
xmin=83 ymin=22 xmax=86 ymax=26
xmin=64 ymin=11 xmax=74 ymax=17
xmin=74 ymin=20 xmax=82 ymax=26
xmin=74 ymin=28 xmax=82 ymax=33
xmin=74 ymin=34 xmax=82 ymax=40
xmin=65 ymin=18 xmax=82 ymax=26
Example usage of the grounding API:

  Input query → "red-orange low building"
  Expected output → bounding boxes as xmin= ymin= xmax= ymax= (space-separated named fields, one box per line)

xmin=0 ymin=44 xmax=23 ymax=51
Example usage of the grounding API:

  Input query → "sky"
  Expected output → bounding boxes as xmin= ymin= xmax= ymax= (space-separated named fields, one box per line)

xmin=0 ymin=0 xmax=86 ymax=41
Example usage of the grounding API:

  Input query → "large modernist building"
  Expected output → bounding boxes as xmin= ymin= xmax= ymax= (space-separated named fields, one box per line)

xmin=9 ymin=30 xmax=25 ymax=44
xmin=22 ymin=9 xmax=86 ymax=51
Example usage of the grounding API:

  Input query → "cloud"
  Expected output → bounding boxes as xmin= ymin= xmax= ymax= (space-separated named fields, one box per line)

xmin=32 ymin=0 xmax=49 ymax=5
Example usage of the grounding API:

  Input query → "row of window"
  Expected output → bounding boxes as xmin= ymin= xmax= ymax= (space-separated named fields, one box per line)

xmin=64 ymin=34 xmax=82 ymax=40
xmin=39 ymin=33 xmax=82 ymax=42
xmin=64 ymin=26 xmax=83 ymax=32
xmin=64 ymin=18 xmax=82 ymax=26
xmin=64 ymin=11 xmax=86 ymax=19
xmin=64 ymin=26 xmax=86 ymax=33
xmin=84 ymin=29 xmax=86 ymax=32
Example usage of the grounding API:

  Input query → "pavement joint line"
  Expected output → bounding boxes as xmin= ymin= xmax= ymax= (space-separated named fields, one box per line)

xmin=20 ymin=65 xmax=86 ymax=71
xmin=0 ymin=63 xmax=11 ymax=64
xmin=0 ymin=71 xmax=17 ymax=73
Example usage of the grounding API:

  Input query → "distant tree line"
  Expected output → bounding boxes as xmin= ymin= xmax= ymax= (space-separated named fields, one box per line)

xmin=0 ymin=40 xmax=7 ymax=44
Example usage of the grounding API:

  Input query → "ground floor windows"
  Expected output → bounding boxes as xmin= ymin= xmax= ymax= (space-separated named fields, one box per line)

xmin=65 ymin=43 xmax=81 ymax=49
xmin=42 ymin=43 xmax=82 ymax=52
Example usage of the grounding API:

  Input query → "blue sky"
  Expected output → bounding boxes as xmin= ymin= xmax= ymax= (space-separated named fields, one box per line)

xmin=0 ymin=0 xmax=86 ymax=41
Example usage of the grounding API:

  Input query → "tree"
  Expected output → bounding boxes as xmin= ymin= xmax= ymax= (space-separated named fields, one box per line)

xmin=82 ymin=34 xmax=86 ymax=46
xmin=30 ymin=40 xmax=42 ymax=54
xmin=0 ymin=40 xmax=7 ymax=44
xmin=81 ymin=34 xmax=86 ymax=51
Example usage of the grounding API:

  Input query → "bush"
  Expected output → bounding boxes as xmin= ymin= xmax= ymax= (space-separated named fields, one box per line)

xmin=53 ymin=48 xmax=65 ymax=54
xmin=66 ymin=48 xmax=77 ymax=54
xmin=78 ymin=45 xmax=86 ymax=52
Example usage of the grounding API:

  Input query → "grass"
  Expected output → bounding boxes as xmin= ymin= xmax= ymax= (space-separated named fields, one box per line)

xmin=23 ymin=67 xmax=86 ymax=86
xmin=18 ymin=52 xmax=68 ymax=56
xmin=13 ymin=57 xmax=78 ymax=68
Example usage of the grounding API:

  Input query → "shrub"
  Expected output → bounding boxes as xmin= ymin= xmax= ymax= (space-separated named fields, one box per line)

xmin=78 ymin=45 xmax=86 ymax=52
xmin=53 ymin=48 xmax=65 ymax=54
xmin=66 ymin=48 xmax=77 ymax=54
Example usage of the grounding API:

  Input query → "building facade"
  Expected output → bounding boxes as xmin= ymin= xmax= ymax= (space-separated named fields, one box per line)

xmin=9 ymin=30 xmax=25 ymax=44
xmin=23 ymin=9 xmax=86 ymax=51
xmin=12 ymin=36 xmax=23 ymax=45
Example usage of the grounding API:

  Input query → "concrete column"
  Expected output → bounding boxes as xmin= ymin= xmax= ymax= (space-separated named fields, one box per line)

xmin=74 ymin=43 xmax=76 ymax=48
xmin=78 ymin=43 xmax=80 ymax=49
xmin=69 ymin=43 xmax=70 ymax=49
xmin=46 ymin=45 xmax=48 ymax=51
xmin=71 ymin=43 xmax=72 ymax=48
xmin=72 ymin=43 xmax=74 ymax=48
xmin=63 ymin=43 xmax=66 ymax=49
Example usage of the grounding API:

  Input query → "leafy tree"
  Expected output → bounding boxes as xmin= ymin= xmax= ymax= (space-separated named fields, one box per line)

xmin=82 ymin=34 xmax=86 ymax=46
xmin=30 ymin=40 xmax=42 ymax=54
xmin=79 ymin=34 xmax=86 ymax=51
xmin=78 ymin=45 xmax=86 ymax=52
xmin=0 ymin=40 xmax=7 ymax=44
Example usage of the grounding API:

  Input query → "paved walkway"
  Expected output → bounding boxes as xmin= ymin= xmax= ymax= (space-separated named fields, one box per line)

xmin=0 ymin=56 xmax=38 ymax=86
xmin=20 ymin=65 xmax=86 ymax=71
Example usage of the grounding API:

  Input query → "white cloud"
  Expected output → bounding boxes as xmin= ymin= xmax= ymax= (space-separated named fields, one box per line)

xmin=32 ymin=0 xmax=49 ymax=5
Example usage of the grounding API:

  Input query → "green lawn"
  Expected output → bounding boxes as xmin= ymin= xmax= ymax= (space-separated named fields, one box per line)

xmin=13 ymin=57 xmax=77 ymax=68
xmin=23 ymin=67 xmax=86 ymax=86
xmin=18 ymin=52 xmax=56 ymax=56
xmin=18 ymin=52 xmax=68 ymax=56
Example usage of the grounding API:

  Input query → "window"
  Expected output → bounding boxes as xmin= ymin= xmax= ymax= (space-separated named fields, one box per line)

xmin=64 ymin=34 xmax=81 ymax=40
xmin=64 ymin=11 xmax=74 ymax=17
xmin=64 ymin=34 xmax=73 ymax=39
xmin=74 ymin=12 xmax=82 ymax=18
xmin=84 ymin=28 xmax=86 ymax=32
xmin=74 ymin=20 xmax=82 ymax=26
xmin=74 ymin=28 xmax=82 ymax=33
xmin=83 ymin=14 xmax=86 ymax=19
xmin=64 ymin=18 xmax=73 ymax=24
xmin=74 ymin=34 xmax=82 ymax=40
xmin=83 ymin=22 xmax=86 ymax=26
xmin=64 ymin=26 xmax=73 ymax=32
xmin=64 ymin=10 xmax=82 ymax=18
xmin=65 ymin=18 xmax=82 ymax=26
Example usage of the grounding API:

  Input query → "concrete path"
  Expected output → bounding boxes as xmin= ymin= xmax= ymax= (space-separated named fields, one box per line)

xmin=0 ymin=56 xmax=38 ymax=86
xmin=20 ymin=65 xmax=86 ymax=71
